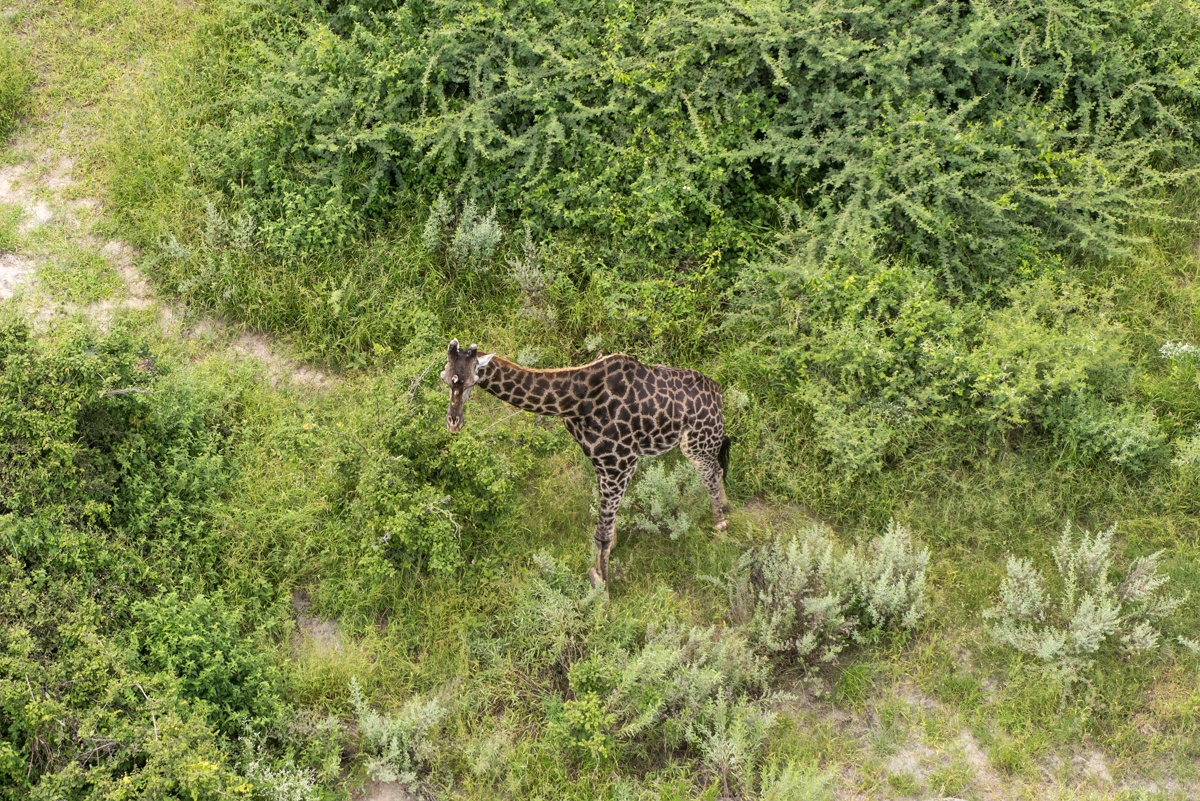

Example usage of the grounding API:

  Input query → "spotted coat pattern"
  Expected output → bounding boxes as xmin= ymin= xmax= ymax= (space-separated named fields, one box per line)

xmin=442 ymin=340 xmax=729 ymax=587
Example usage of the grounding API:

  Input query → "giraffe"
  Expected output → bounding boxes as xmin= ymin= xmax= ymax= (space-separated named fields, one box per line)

xmin=441 ymin=339 xmax=731 ymax=588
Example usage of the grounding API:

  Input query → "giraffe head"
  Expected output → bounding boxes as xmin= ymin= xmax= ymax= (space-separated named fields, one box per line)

xmin=442 ymin=338 xmax=493 ymax=433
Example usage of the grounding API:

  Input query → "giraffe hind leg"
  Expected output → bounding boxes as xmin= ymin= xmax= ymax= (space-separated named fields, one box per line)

xmin=681 ymin=434 xmax=729 ymax=531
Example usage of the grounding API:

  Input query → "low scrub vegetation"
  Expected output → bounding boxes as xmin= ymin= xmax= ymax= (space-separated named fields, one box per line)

xmin=3 ymin=0 xmax=1200 ymax=797
xmin=724 ymin=523 xmax=929 ymax=676
xmin=985 ymin=522 xmax=1195 ymax=686
xmin=350 ymin=677 xmax=447 ymax=786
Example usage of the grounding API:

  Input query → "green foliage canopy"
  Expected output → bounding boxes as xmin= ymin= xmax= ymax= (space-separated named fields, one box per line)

xmin=200 ymin=0 xmax=1200 ymax=283
xmin=0 ymin=324 xmax=273 ymax=799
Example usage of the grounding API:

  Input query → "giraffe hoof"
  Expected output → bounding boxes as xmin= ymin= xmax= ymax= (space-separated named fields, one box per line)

xmin=715 ymin=520 xmax=730 ymax=532
xmin=588 ymin=566 xmax=604 ymax=588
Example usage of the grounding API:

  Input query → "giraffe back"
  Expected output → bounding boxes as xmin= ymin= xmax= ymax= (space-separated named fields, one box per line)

xmin=561 ymin=355 xmax=725 ymax=460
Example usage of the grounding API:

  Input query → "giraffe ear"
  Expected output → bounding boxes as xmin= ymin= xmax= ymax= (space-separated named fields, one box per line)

xmin=475 ymin=353 xmax=494 ymax=372
xmin=448 ymin=338 xmax=460 ymax=356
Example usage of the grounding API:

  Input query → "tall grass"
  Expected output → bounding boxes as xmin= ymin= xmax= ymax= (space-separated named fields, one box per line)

xmin=0 ymin=27 xmax=31 ymax=141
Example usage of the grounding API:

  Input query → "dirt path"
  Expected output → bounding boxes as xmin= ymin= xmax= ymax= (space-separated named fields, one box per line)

xmin=0 ymin=135 xmax=331 ymax=389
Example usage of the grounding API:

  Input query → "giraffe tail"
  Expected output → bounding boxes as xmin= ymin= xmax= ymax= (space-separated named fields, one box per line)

xmin=718 ymin=435 xmax=732 ymax=482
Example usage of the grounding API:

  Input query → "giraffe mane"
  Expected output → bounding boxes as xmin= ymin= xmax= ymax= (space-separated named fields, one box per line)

xmin=486 ymin=352 xmax=636 ymax=374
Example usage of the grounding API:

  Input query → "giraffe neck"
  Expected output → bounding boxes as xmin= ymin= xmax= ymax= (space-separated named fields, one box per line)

xmin=477 ymin=355 xmax=609 ymax=416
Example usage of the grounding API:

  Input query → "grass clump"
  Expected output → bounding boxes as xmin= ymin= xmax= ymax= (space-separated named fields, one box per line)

xmin=984 ymin=522 xmax=1193 ymax=685
xmin=0 ymin=202 xmax=22 ymax=252
xmin=0 ymin=28 xmax=31 ymax=141
xmin=35 ymin=243 xmax=125 ymax=303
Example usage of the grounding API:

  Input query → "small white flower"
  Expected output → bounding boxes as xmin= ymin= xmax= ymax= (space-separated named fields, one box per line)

xmin=1160 ymin=341 xmax=1198 ymax=360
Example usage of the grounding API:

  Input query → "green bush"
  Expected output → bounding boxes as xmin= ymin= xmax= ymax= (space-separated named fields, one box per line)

xmin=0 ymin=322 xmax=237 ymax=555
xmin=190 ymin=0 xmax=1200 ymax=277
xmin=86 ymin=704 xmax=247 ymax=801
xmin=735 ymin=258 xmax=1136 ymax=474
xmin=1046 ymin=394 xmax=1169 ymax=471
xmin=110 ymin=0 xmax=1200 ymax=483
xmin=134 ymin=591 xmax=282 ymax=734
xmin=0 ymin=524 xmax=253 ymax=800
xmin=963 ymin=277 xmax=1128 ymax=429
xmin=336 ymin=384 xmax=526 ymax=575
xmin=0 ymin=323 xmax=292 ymax=799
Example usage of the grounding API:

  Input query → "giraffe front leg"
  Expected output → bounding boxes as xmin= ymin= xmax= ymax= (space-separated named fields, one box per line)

xmin=588 ymin=459 xmax=635 ymax=590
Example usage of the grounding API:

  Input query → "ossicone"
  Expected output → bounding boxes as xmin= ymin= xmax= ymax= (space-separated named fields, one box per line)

xmin=448 ymin=338 xmax=459 ymax=355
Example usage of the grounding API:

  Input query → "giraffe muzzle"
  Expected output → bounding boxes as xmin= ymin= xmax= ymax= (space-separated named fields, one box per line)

xmin=446 ymin=394 xmax=465 ymax=432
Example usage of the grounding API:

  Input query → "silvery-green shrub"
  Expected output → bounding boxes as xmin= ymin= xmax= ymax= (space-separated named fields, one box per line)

xmin=684 ymin=694 xmax=776 ymax=798
xmin=510 ymin=224 xmax=556 ymax=325
xmin=984 ymin=523 xmax=1190 ymax=681
xmin=421 ymin=194 xmax=502 ymax=268
xmin=488 ymin=554 xmax=777 ymax=774
xmin=847 ymin=520 xmax=930 ymax=638
xmin=449 ymin=199 xmax=502 ymax=266
xmin=349 ymin=678 xmax=447 ymax=787
xmin=620 ymin=458 xmax=704 ymax=540
xmin=725 ymin=522 xmax=929 ymax=673
xmin=759 ymin=760 xmax=836 ymax=801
